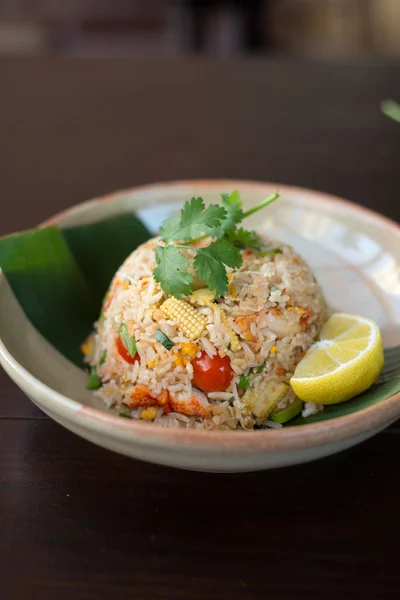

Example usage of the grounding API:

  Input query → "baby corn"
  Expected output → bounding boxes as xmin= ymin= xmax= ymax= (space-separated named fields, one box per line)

xmin=160 ymin=297 xmax=207 ymax=340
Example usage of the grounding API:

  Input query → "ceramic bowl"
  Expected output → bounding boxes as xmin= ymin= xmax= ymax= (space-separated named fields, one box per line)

xmin=1 ymin=180 xmax=399 ymax=472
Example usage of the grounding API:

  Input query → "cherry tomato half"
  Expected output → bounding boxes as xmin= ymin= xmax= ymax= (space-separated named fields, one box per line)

xmin=116 ymin=335 xmax=140 ymax=365
xmin=191 ymin=351 xmax=232 ymax=393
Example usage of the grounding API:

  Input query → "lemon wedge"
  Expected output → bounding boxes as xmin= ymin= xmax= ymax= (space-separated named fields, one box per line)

xmin=290 ymin=313 xmax=384 ymax=405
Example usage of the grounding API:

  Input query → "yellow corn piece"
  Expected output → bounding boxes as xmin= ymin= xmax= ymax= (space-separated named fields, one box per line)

xmin=173 ymin=352 xmax=185 ymax=367
xmin=146 ymin=361 xmax=156 ymax=369
xmin=173 ymin=351 xmax=190 ymax=367
xmin=228 ymin=283 xmax=237 ymax=299
xmin=80 ymin=335 xmax=94 ymax=357
xmin=214 ymin=306 xmax=241 ymax=351
xmin=141 ymin=407 xmax=158 ymax=420
xmin=160 ymin=297 xmax=207 ymax=340
xmin=189 ymin=288 xmax=216 ymax=306
xmin=181 ymin=342 xmax=200 ymax=357
xmin=270 ymin=345 xmax=277 ymax=354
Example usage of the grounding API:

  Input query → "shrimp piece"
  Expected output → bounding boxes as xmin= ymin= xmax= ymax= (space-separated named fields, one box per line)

xmin=129 ymin=385 xmax=211 ymax=418
xmin=170 ymin=389 xmax=211 ymax=418
xmin=235 ymin=314 xmax=257 ymax=341
xmin=265 ymin=306 xmax=301 ymax=338
xmin=300 ymin=308 xmax=313 ymax=328
xmin=129 ymin=385 xmax=158 ymax=407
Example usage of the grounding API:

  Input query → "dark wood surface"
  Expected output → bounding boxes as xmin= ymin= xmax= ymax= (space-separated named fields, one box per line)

xmin=0 ymin=58 xmax=399 ymax=600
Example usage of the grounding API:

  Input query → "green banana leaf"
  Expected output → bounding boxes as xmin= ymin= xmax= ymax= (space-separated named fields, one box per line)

xmin=0 ymin=214 xmax=151 ymax=366
xmin=0 ymin=211 xmax=398 ymax=426
xmin=285 ymin=374 xmax=400 ymax=427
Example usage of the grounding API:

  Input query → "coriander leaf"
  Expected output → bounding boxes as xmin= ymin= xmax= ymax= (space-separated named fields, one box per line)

xmin=221 ymin=190 xmax=242 ymax=212
xmin=193 ymin=240 xmax=242 ymax=296
xmin=153 ymin=245 xmax=193 ymax=297
xmin=208 ymin=239 xmax=243 ymax=268
xmin=160 ymin=197 xmax=226 ymax=243
xmin=193 ymin=250 xmax=228 ymax=296
xmin=155 ymin=244 xmax=164 ymax=264
xmin=228 ymin=227 xmax=261 ymax=250
xmin=239 ymin=373 xmax=250 ymax=390
xmin=159 ymin=214 xmax=181 ymax=245
xmin=214 ymin=191 xmax=244 ymax=239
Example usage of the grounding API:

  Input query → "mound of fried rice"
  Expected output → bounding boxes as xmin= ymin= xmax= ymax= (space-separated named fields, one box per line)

xmin=85 ymin=235 xmax=326 ymax=430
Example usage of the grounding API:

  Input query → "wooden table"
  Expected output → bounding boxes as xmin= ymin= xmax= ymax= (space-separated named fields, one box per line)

xmin=0 ymin=58 xmax=399 ymax=599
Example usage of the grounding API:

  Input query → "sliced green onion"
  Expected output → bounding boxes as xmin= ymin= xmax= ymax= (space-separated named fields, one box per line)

xmin=269 ymin=285 xmax=279 ymax=293
xmin=260 ymin=248 xmax=283 ymax=258
xmin=87 ymin=366 xmax=102 ymax=390
xmin=254 ymin=363 xmax=265 ymax=374
xmin=238 ymin=373 xmax=250 ymax=391
xmin=155 ymin=329 xmax=174 ymax=350
xmin=120 ymin=323 xmax=137 ymax=357
xmin=99 ymin=350 xmax=107 ymax=365
xmin=119 ymin=412 xmax=132 ymax=419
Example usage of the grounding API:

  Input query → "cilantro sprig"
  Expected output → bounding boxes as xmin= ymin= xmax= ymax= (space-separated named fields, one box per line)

xmin=154 ymin=191 xmax=279 ymax=298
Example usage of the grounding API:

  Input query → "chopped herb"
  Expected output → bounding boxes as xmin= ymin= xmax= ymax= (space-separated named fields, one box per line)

xmin=154 ymin=245 xmax=193 ymax=298
xmin=119 ymin=412 xmax=132 ymax=419
xmin=193 ymin=240 xmax=242 ymax=297
xmin=227 ymin=342 xmax=232 ymax=351
xmin=160 ymin=197 xmax=227 ymax=244
xmin=260 ymin=248 xmax=283 ymax=258
xmin=99 ymin=350 xmax=107 ymax=365
xmin=86 ymin=366 xmax=102 ymax=390
xmin=254 ymin=363 xmax=265 ymax=374
xmin=238 ymin=373 xmax=250 ymax=391
xmin=155 ymin=329 xmax=174 ymax=350
xmin=270 ymin=285 xmax=280 ymax=293
xmin=119 ymin=323 xmax=137 ymax=357
xmin=228 ymin=227 xmax=261 ymax=251
xmin=213 ymin=191 xmax=244 ymax=238
xmin=155 ymin=192 xmax=280 ymax=298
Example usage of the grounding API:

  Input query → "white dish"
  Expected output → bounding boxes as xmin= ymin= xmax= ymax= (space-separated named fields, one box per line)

xmin=0 ymin=180 xmax=399 ymax=472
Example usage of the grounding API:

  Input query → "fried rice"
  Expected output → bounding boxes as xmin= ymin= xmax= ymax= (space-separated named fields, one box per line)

xmin=85 ymin=235 xmax=327 ymax=430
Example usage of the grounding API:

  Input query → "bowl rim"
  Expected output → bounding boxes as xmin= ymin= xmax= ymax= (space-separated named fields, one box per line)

xmin=1 ymin=178 xmax=399 ymax=452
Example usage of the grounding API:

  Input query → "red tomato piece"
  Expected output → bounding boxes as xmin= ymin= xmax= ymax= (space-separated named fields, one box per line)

xmin=116 ymin=335 xmax=140 ymax=365
xmin=191 ymin=351 xmax=232 ymax=393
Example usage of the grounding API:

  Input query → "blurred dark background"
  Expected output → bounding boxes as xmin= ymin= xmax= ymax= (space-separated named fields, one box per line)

xmin=0 ymin=0 xmax=399 ymax=58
